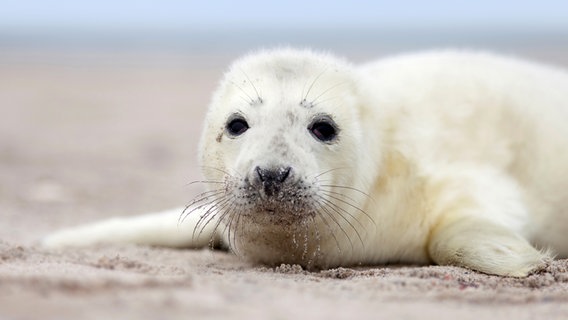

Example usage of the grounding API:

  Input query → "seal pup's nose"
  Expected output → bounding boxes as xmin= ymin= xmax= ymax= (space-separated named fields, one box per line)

xmin=256 ymin=166 xmax=291 ymax=183
xmin=255 ymin=166 xmax=292 ymax=196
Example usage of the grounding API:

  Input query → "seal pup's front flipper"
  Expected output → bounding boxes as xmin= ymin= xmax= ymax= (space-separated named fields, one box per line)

xmin=428 ymin=216 xmax=551 ymax=277
xmin=41 ymin=207 xmax=222 ymax=249
xmin=424 ymin=167 xmax=552 ymax=277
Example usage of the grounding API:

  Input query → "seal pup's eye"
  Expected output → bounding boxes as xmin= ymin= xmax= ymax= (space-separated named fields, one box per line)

xmin=309 ymin=117 xmax=338 ymax=142
xmin=226 ymin=117 xmax=249 ymax=136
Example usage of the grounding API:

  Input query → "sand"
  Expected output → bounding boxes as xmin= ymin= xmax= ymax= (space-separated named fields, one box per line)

xmin=1 ymin=48 xmax=568 ymax=320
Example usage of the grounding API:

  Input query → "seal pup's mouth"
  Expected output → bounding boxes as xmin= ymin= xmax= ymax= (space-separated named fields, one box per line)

xmin=246 ymin=190 xmax=318 ymax=225
xmin=181 ymin=166 xmax=320 ymax=236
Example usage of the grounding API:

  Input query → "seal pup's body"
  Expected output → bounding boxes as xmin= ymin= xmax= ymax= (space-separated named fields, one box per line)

xmin=44 ymin=49 xmax=568 ymax=277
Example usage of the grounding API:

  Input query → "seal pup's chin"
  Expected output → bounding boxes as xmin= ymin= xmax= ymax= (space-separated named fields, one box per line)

xmin=226 ymin=211 xmax=332 ymax=269
xmin=221 ymin=181 xmax=328 ymax=268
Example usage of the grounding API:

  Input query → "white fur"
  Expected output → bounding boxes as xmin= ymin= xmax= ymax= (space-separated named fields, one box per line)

xmin=43 ymin=208 xmax=219 ymax=248
xmin=43 ymin=49 xmax=568 ymax=277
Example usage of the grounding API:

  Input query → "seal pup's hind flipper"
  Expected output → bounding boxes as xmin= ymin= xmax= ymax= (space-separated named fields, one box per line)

xmin=41 ymin=207 xmax=221 ymax=249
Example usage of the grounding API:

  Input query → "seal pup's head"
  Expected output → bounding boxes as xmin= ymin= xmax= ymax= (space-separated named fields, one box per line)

xmin=191 ymin=48 xmax=378 ymax=269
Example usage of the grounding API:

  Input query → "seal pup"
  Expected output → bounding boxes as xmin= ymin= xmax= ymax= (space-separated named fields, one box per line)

xmin=43 ymin=48 xmax=568 ymax=277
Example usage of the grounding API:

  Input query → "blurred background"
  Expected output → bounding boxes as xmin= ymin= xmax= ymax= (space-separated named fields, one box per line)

xmin=1 ymin=0 xmax=568 ymax=241
xmin=2 ymin=0 xmax=568 ymax=63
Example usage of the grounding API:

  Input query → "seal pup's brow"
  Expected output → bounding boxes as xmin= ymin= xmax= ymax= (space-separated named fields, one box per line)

xmin=239 ymin=68 xmax=263 ymax=105
xmin=301 ymin=67 xmax=329 ymax=104
xmin=229 ymin=80 xmax=261 ymax=106
xmin=299 ymin=99 xmax=314 ymax=109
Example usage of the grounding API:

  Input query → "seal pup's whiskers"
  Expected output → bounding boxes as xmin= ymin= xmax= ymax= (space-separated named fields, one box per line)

xmin=229 ymin=80 xmax=260 ymax=106
xmin=313 ymin=206 xmax=342 ymax=255
xmin=316 ymin=195 xmax=365 ymax=249
xmin=190 ymin=196 xmax=231 ymax=242
xmin=320 ymin=184 xmax=374 ymax=202
xmin=319 ymin=190 xmax=375 ymax=225
xmin=317 ymin=202 xmax=355 ymax=253
xmin=310 ymin=81 xmax=349 ymax=107
xmin=179 ymin=189 xmax=224 ymax=225
xmin=222 ymin=201 xmax=240 ymax=255
xmin=239 ymin=68 xmax=263 ymax=104
xmin=199 ymin=166 xmax=243 ymax=179
xmin=300 ymin=67 xmax=329 ymax=108
xmin=204 ymin=195 xmax=236 ymax=247
xmin=317 ymin=193 xmax=368 ymax=231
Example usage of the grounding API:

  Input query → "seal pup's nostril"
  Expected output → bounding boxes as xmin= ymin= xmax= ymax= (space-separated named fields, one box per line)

xmin=277 ymin=166 xmax=291 ymax=183
xmin=255 ymin=166 xmax=292 ymax=183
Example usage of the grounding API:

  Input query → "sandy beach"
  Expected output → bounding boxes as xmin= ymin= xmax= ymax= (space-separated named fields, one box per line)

xmin=1 ymin=48 xmax=568 ymax=319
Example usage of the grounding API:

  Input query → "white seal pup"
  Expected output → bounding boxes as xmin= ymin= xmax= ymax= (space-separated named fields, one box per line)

xmin=43 ymin=48 xmax=568 ymax=277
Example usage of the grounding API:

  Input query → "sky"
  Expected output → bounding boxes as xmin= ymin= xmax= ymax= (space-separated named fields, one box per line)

xmin=1 ymin=0 xmax=567 ymax=32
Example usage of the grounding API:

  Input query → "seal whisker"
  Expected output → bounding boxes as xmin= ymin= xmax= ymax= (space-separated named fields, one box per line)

xmin=190 ymin=205 xmax=216 ymax=240
xmin=222 ymin=202 xmax=240 ymax=255
xmin=191 ymin=206 xmax=219 ymax=243
xmin=238 ymin=94 xmax=255 ymax=105
xmin=180 ymin=191 xmax=226 ymax=226
xmin=319 ymin=189 xmax=361 ymax=209
xmin=320 ymin=184 xmax=375 ymax=202
xmin=215 ymin=202 xmax=239 ymax=255
xmin=198 ymin=199 xmax=235 ymax=248
xmin=199 ymin=165 xmax=242 ymax=179
xmin=233 ymin=205 xmax=245 ymax=256
xmin=316 ymin=195 xmax=365 ymax=249
xmin=192 ymin=194 xmax=230 ymax=230
xmin=193 ymin=196 xmax=233 ymax=241
xmin=239 ymin=68 xmax=263 ymax=103
xmin=320 ymin=190 xmax=376 ymax=225
xmin=313 ymin=207 xmax=342 ymax=255
xmin=318 ymin=192 xmax=371 ymax=230
xmin=229 ymin=80 xmax=256 ymax=105
xmin=190 ymin=196 xmax=232 ymax=241
xmin=311 ymin=96 xmax=342 ymax=108
xmin=302 ymin=67 xmax=329 ymax=104
xmin=184 ymin=188 xmax=225 ymax=205
xmin=185 ymin=195 xmax=221 ymax=224
xmin=317 ymin=200 xmax=355 ymax=253
xmin=185 ymin=180 xmax=225 ymax=186
xmin=182 ymin=203 xmax=220 ymax=231
xmin=188 ymin=194 xmax=227 ymax=228
xmin=310 ymin=81 xmax=348 ymax=106
xmin=311 ymin=167 xmax=350 ymax=180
